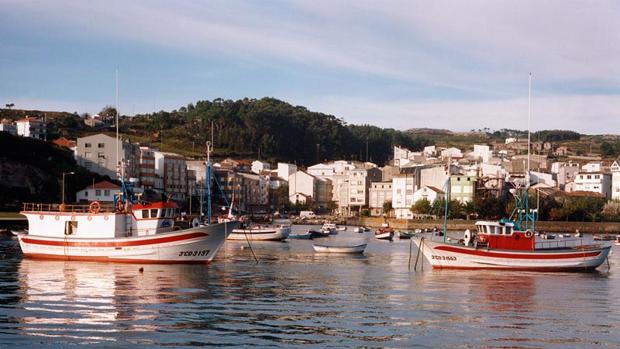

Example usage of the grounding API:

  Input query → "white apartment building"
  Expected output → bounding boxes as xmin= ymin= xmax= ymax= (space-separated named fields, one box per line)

xmin=574 ymin=172 xmax=612 ymax=199
xmin=530 ymin=171 xmax=556 ymax=187
xmin=412 ymin=185 xmax=444 ymax=204
xmin=611 ymin=161 xmax=620 ymax=200
xmin=138 ymin=146 xmax=157 ymax=190
xmin=0 ymin=119 xmax=17 ymax=135
xmin=277 ymin=163 xmax=297 ymax=181
xmin=471 ymin=144 xmax=492 ymax=163
xmin=15 ymin=117 xmax=46 ymax=140
xmin=288 ymin=170 xmax=332 ymax=207
xmin=76 ymin=134 xmax=139 ymax=179
xmin=582 ymin=162 xmax=602 ymax=173
xmin=392 ymin=174 xmax=416 ymax=219
xmin=440 ymin=147 xmax=463 ymax=159
xmin=369 ymin=182 xmax=392 ymax=216
xmin=154 ymin=151 xmax=188 ymax=201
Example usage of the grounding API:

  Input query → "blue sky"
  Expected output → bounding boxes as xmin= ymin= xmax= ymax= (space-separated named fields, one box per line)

xmin=1 ymin=0 xmax=619 ymax=133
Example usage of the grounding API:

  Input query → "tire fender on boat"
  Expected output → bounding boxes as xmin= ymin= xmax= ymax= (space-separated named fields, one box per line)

xmin=525 ymin=231 xmax=533 ymax=238
xmin=55 ymin=215 xmax=60 ymax=221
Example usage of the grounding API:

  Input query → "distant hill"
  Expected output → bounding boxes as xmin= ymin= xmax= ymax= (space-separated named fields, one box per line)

xmin=407 ymin=128 xmax=454 ymax=136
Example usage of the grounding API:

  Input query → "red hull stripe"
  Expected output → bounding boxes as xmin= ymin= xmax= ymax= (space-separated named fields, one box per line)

xmin=23 ymin=253 xmax=211 ymax=264
xmin=434 ymin=245 xmax=601 ymax=259
xmin=431 ymin=266 xmax=598 ymax=272
xmin=22 ymin=232 xmax=207 ymax=248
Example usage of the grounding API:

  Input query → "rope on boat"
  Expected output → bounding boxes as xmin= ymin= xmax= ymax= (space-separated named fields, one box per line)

xmin=408 ymin=238 xmax=413 ymax=271
xmin=414 ymin=237 xmax=424 ymax=271
xmin=243 ymin=221 xmax=259 ymax=264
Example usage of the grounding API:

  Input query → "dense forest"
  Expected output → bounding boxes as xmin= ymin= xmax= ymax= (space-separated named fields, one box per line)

xmin=125 ymin=98 xmax=431 ymax=165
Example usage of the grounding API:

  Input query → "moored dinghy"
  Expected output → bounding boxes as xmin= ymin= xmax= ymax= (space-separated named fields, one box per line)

xmin=313 ymin=242 xmax=367 ymax=254
xmin=228 ymin=224 xmax=291 ymax=241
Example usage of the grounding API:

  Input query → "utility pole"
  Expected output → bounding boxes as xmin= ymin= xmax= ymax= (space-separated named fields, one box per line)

xmin=366 ymin=136 xmax=369 ymax=162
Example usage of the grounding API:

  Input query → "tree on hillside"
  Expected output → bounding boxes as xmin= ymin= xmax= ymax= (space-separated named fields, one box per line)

xmin=99 ymin=105 xmax=117 ymax=122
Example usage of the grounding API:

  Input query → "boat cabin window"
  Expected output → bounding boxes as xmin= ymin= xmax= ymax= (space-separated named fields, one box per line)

xmin=142 ymin=209 xmax=149 ymax=219
xmin=151 ymin=209 xmax=158 ymax=218
xmin=160 ymin=209 xmax=165 ymax=218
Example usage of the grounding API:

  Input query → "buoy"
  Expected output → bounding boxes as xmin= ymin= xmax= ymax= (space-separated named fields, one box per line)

xmin=139 ymin=267 xmax=144 ymax=273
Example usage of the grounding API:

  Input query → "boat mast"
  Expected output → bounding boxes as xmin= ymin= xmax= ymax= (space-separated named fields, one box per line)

xmin=205 ymin=141 xmax=212 ymax=224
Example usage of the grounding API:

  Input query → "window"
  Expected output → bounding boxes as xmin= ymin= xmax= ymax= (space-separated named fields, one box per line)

xmin=98 ymin=143 xmax=105 ymax=148
xmin=95 ymin=189 xmax=101 ymax=196
xmin=84 ymin=191 xmax=88 ymax=197
xmin=98 ymin=152 xmax=105 ymax=158
xmin=104 ymin=190 xmax=110 ymax=196
xmin=142 ymin=209 xmax=149 ymax=218
xmin=85 ymin=143 xmax=92 ymax=148
xmin=151 ymin=209 xmax=158 ymax=218
xmin=85 ymin=152 xmax=92 ymax=158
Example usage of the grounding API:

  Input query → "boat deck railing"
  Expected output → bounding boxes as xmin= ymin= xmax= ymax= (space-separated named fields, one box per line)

xmin=22 ymin=202 xmax=116 ymax=213
xmin=535 ymin=238 xmax=588 ymax=250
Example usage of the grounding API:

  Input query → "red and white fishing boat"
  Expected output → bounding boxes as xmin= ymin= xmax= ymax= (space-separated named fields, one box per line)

xmin=17 ymin=201 xmax=238 ymax=264
xmin=413 ymin=75 xmax=612 ymax=272
xmin=414 ymin=220 xmax=611 ymax=271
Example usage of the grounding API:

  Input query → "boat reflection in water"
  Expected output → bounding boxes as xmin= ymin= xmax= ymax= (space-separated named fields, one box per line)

xmin=16 ymin=259 xmax=214 ymax=343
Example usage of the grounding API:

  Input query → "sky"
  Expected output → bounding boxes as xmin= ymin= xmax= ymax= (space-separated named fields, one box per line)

xmin=1 ymin=0 xmax=619 ymax=134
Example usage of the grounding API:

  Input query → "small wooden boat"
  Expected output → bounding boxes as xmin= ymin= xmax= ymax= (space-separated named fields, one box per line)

xmin=397 ymin=230 xmax=415 ymax=239
xmin=375 ymin=228 xmax=394 ymax=241
xmin=313 ymin=243 xmax=367 ymax=254
xmin=288 ymin=232 xmax=313 ymax=240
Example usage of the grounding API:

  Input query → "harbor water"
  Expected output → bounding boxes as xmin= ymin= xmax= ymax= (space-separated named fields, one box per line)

xmin=0 ymin=226 xmax=619 ymax=348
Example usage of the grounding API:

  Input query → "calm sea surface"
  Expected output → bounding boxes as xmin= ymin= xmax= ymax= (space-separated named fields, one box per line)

xmin=0 ymin=226 xmax=619 ymax=348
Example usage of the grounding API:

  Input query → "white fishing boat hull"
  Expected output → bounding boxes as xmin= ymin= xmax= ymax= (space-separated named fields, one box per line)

xmin=413 ymin=238 xmax=612 ymax=271
xmin=375 ymin=232 xmax=394 ymax=240
xmin=228 ymin=226 xmax=291 ymax=241
xmin=17 ymin=222 xmax=238 ymax=264
xmin=313 ymin=243 xmax=367 ymax=254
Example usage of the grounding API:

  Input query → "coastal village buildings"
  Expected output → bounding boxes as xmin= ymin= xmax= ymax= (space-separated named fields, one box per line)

xmin=76 ymin=180 xmax=120 ymax=203
xmin=412 ymin=186 xmax=444 ymax=204
xmin=450 ymin=175 xmax=476 ymax=203
xmin=0 ymin=119 xmax=17 ymax=135
xmin=574 ymin=172 xmax=612 ymax=199
xmin=76 ymin=133 xmax=139 ymax=179
xmin=49 ymin=131 xmax=620 ymax=218
xmin=369 ymin=182 xmax=392 ymax=216
xmin=15 ymin=117 xmax=47 ymax=140
xmin=611 ymin=161 xmax=620 ymax=201
xmin=153 ymin=151 xmax=188 ymax=201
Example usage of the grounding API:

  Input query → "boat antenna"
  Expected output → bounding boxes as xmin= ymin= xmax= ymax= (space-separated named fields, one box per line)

xmin=527 ymin=72 xmax=531 ymax=185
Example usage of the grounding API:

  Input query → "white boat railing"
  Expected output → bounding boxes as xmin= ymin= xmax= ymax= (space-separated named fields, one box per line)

xmin=535 ymin=238 xmax=587 ymax=250
xmin=22 ymin=202 xmax=116 ymax=213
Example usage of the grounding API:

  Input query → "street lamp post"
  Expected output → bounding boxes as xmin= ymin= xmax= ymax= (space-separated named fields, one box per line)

xmin=62 ymin=171 xmax=75 ymax=205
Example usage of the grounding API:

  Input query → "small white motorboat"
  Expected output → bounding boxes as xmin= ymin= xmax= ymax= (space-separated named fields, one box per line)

xmin=312 ymin=243 xmax=367 ymax=254
xmin=288 ymin=232 xmax=313 ymax=240
xmin=228 ymin=225 xmax=291 ymax=241
xmin=353 ymin=227 xmax=362 ymax=233
xmin=336 ymin=226 xmax=347 ymax=231
xmin=615 ymin=235 xmax=620 ymax=246
xmin=375 ymin=228 xmax=394 ymax=241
